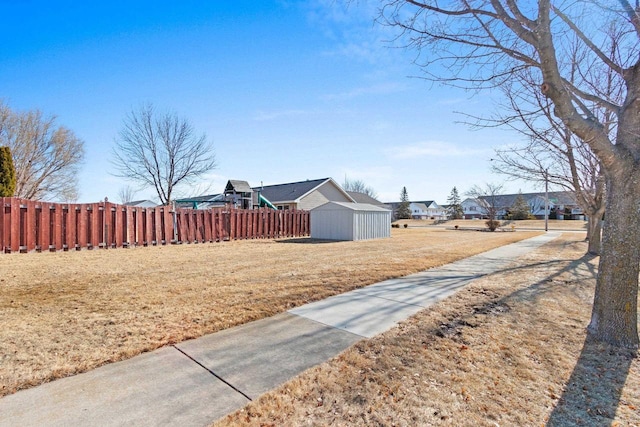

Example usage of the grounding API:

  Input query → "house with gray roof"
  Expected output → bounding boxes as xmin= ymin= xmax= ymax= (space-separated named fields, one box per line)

xmin=253 ymin=178 xmax=355 ymax=210
xmin=462 ymin=191 xmax=580 ymax=220
xmin=346 ymin=191 xmax=387 ymax=207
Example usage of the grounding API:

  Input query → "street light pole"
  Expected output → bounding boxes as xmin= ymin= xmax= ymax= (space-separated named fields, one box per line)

xmin=544 ymin=168 xmax=549 ymax=232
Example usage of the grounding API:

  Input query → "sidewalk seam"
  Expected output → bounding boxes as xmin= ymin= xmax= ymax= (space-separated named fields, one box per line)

xmin=172 ymin=345 xmax=253 ymax=402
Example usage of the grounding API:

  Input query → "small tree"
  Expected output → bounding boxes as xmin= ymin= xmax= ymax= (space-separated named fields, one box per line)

xmin=117 ymin=185 xmax=137 ymax=205
xmin=396 ymin=186 xmax=411 ymax=219
xmin=0 ymin=146 xmax=16 ymax=197
xmin=445 ymin=186 xmax=463 ymax=219
xmin=509 ymin=192 xmax=531 ymax=220
xmin=467 ymin=183 xmax=504 ymax=231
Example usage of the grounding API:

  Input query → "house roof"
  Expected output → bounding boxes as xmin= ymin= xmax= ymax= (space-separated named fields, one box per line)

xmin=346 ymin=191 xmax=386 ymax=206
xmin=410 ymin=202 xmax=430 ymax=211
xmin=478 ymin=191 xmax=577 ymax=208
xmin=313 ymin=202 xmax=391 ymax=212
xmin=225 ymin=180 xmax=252 ymax=194
xmin=124 ymin=200 xmax=157 ymax=207
xmin=254 ymin=178 xmax=354 ymax=203
xmin=414 ymin=200 xmax=437 ymax=208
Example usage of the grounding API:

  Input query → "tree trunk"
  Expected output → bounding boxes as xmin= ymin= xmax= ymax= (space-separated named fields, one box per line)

xmin=588 ymin=173 xmax=640 ymax=348
xmin=585 ymin=207 xmax=605 ymax=255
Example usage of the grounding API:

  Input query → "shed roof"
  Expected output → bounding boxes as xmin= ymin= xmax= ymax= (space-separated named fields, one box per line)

xmin=313 ymin=202 xmax=391 ymax=212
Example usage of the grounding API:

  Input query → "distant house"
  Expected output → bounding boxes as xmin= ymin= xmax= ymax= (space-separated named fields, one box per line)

xmin=174 ymin=194 xmax=226 ymax=209
xmin=254 ymin=178 xmax=355 ymax=211
xmin=409 ymin=202 xmax=429 ymax=219
xmin=411 ymin=201 xmax=446 ymax=220
xmin=461 ymin=198 xmax=487 ymax=219
xmin=385 ymin=199 xmax=446 ymax=220
xmin=124 ymin=200 xmax=157 ymax=208
xmin=462 ymin=191 xmax=580 ymax=220
xmin=178 ymin=177 xmax=359 ymax=211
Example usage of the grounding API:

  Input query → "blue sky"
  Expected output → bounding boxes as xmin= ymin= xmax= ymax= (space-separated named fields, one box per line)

xmin=0 ymin=0 xmax=540 ymax=204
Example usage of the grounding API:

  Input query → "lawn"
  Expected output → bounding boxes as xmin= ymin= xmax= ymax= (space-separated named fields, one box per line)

xmin=215 ymin=234 xmax=640 ymax=426
xmin=0 ymin=227 xmax=538 ymax=398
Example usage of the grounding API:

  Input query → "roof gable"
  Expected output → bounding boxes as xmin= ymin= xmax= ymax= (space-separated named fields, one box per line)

xmin=410 ymin=202 xmax=429 ymax=211
xmin=255 ymin=178 xmax=354 ymax=203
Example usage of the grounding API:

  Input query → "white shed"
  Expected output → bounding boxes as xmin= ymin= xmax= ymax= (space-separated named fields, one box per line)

xmin=311 ymin=202 xmax=392 ymax=241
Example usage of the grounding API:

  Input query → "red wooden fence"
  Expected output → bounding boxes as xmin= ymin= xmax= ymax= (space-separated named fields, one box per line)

xmin=0 ymin=197 xmax=310 ymax=253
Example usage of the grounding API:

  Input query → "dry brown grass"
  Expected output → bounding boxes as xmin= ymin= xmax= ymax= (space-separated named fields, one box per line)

xmin=396 ymin=218 xmax=587 ymax=231
xmin=0 ymin=228 xmax=538 ymax=398
xmin=215 ymin=234 xmax=640 ymax=427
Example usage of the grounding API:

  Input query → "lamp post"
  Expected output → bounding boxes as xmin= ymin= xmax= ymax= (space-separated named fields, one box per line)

xmin=544 ymin=168 xmax=549 ymax=232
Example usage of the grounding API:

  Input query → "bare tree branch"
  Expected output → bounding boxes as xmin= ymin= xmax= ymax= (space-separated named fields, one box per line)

xmin=111 ymin=104 xmax=217 ymax=205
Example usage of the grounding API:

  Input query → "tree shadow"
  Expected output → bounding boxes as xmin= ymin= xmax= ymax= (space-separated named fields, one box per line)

xmin=421 ymin=249 xmax=637 ymax=426
xmin=546 ymin=337 xmax=637 ymax=426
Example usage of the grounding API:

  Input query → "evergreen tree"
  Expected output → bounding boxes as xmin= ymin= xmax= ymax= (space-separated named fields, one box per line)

xmin=446 ymin=186 xmax=463 ymax=219
xmin=509 ymin=191 xmax=531 ymax=220
xmin=396 ymin=186 xmax=412 ymax=219
xmin=0 ymin=146 xmax=16 ymax=197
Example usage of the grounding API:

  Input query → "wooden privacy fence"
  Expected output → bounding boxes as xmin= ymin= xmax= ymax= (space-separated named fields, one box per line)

xmin=0 ymin=197 xmax=310 ymax=254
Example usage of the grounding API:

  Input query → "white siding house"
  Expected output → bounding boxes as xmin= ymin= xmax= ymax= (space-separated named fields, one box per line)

xmin=410 ymin=201 xmax=446 ymax=220
xmin=461 ymin=198 xmax=487 ymax=219
xmin=311 ymin=202 xmax=391 ymax=241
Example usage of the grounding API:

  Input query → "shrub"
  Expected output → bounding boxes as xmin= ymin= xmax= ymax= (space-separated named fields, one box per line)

xmin=485 ymin=219 xmax=500 ymax=232
xmin=403 ymin=224 xmax=408 ymax=228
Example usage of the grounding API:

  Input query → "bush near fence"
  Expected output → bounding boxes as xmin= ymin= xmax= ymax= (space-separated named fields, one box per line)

xmin=0 ymin=197 xmax=309 ymax=254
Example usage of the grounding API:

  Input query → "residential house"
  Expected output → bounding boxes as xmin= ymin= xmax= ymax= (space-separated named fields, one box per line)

xmin=461 ymin=198 xmax=487 ymax=219
xmin=346 ymin=191 xmax=387 ymax=207
xmin=410 ymin=202 xmax=430 ymax=219
xmin=462 ymin=191 xmax=580 ymax=220
xmin=124 ymin=200 xmax=158 ymax=208
xmin=412 ymin=200 xmax=446 ymax=220
xmin=385 ymin=200 xmax=446 ymax=220
xmin=254 ymin=178 xmax=355 ymax=210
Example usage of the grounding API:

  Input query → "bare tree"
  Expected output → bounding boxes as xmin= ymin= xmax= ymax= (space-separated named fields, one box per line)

xmin=117 ymin=185 xmax=137 ymax=205
xmin=0 ymin=102 xmax=84 ymax=201
xmin=477 ymin=32 xmax=624 ymax=255
xmin=486 ymin=66 xmax=609 ymax=254
xmin=380 ymin=0 xmax=640 ymax=348
xmin=112 ymin=104 xmax=216 ymax=205
xmin=466 ymin=183 xmax=504 ymax=231
xmin=343 ymin=177 xmax=379 ymax=199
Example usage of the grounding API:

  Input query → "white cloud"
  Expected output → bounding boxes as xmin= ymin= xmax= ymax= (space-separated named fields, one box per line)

xmin=253 ymin=109 xmax=311 ymax=121
xmin=322 ymin=82 xmax=406 ymax=101
xmin=388 ymin=140 xmax=492 ymax=159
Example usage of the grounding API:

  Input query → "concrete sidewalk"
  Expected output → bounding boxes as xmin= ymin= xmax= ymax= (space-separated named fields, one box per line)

xmin=0 ymin=232 xmax=560 ymax=427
